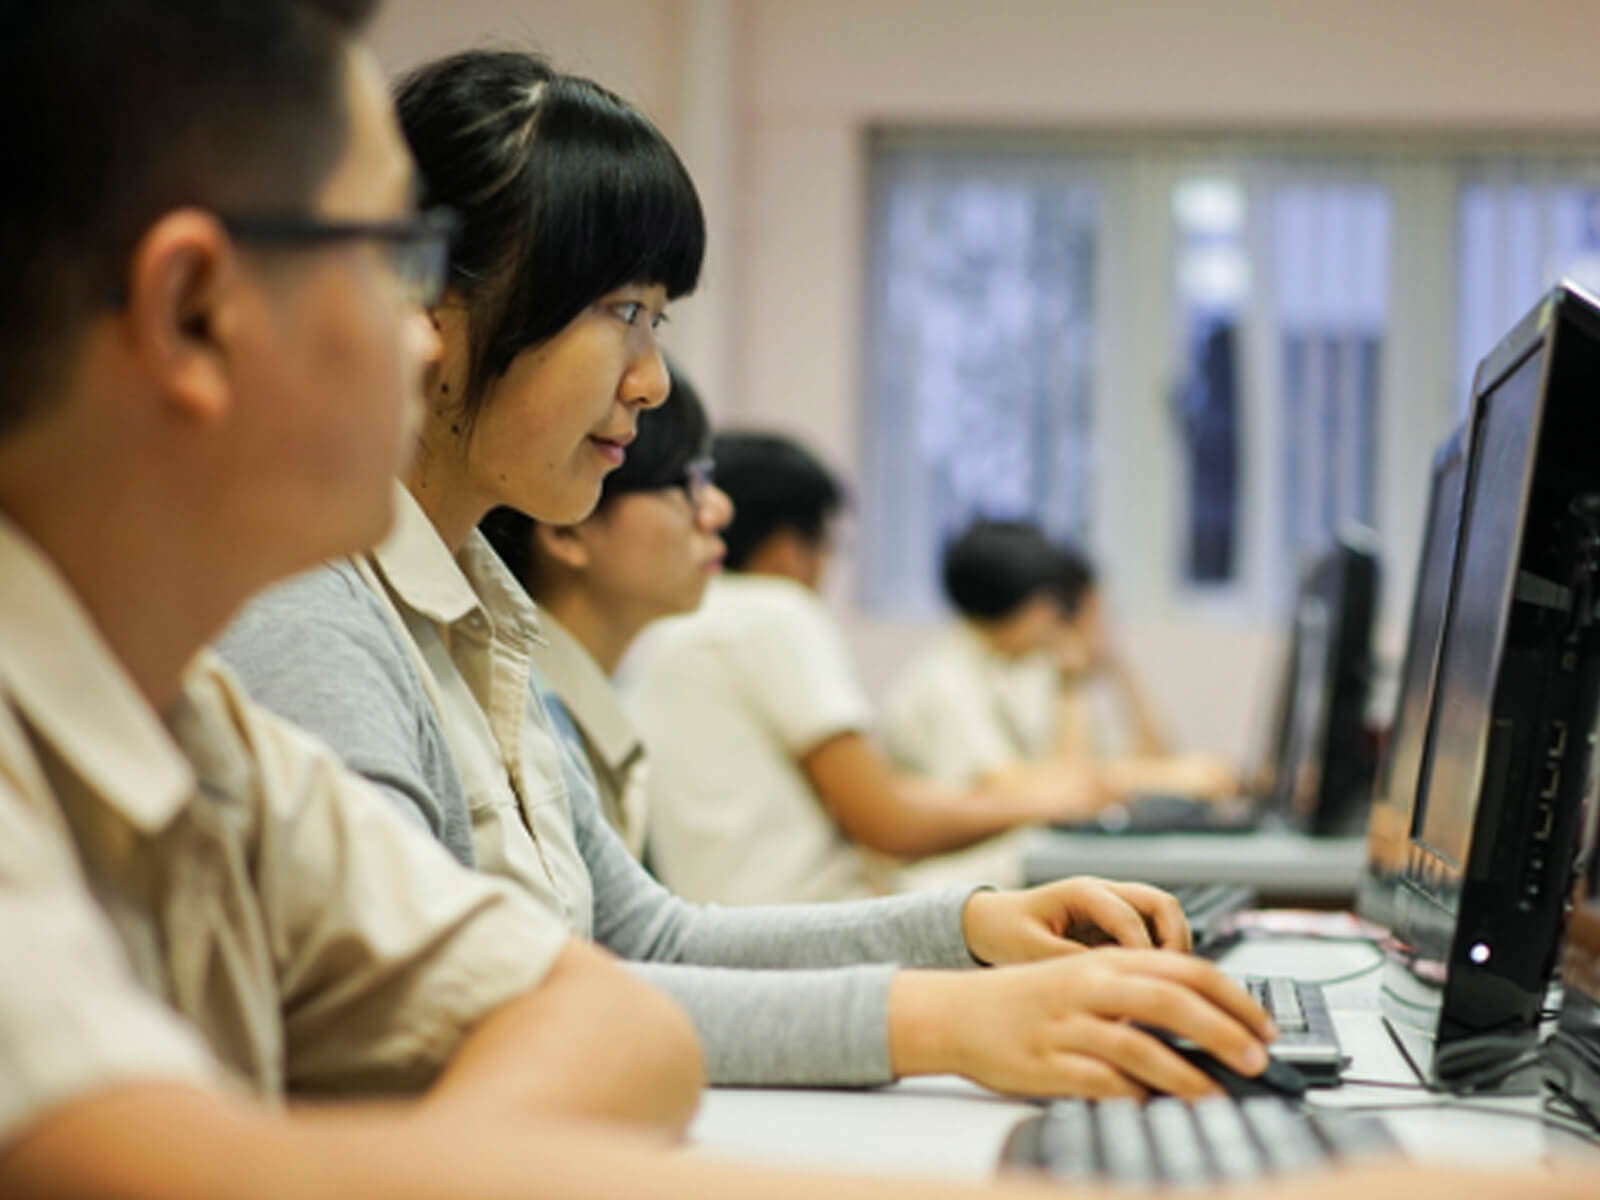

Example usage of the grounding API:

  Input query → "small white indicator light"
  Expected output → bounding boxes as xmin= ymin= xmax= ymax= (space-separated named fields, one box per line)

xmin=1469 ymin=942 xmax=1491 ymax=965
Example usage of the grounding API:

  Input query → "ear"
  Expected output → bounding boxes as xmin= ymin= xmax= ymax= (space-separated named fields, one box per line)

xmin=427 ymin=297 xmax=471 ymax=405
xmin=533 ymin=521 xmax=591 ymax=573
xmin=122 ymin=209 xmax=241 ymax=427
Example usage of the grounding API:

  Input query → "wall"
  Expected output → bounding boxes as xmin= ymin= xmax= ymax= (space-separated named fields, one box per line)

xmin=368 ymin=0 xmax=1600 ymax=758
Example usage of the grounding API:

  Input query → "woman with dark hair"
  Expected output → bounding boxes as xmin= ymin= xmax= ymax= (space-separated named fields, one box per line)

xmin=218 ymin=47 xmax=1280 ymax=1104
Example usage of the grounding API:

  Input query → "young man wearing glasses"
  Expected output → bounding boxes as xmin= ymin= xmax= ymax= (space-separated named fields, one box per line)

xmin=0 ymin=4 xmax=706 ymax=1195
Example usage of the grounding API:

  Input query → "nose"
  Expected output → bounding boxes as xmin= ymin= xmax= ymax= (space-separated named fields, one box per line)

xmin=623 ymin=342 xmax=671 ymax=411
xmin=699 ymin=483 xmax=734 ymax=533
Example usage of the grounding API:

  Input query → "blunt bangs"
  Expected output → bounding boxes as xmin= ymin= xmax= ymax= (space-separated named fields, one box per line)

xmin=398 ymin=49 xmax=705 ymax=412
xmin=487 ymin=75 xmax=705 ymax=371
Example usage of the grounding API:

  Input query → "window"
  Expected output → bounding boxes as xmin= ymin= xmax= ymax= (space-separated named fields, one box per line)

xmin=1270 ymin=183 xmax=1387 ymax=585
xmin=861 ymin=135 xmax=1600 ymax=639
xmin=1458 ymin=173 xmax=1600 ymax=409
xmin=860 ymin=148 xmax=1097 ymax=617
xmin=1172 ymin=179 xmax=1249 ymax=584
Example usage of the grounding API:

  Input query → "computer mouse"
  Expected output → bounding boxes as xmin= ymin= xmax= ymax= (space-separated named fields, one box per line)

xmin=1143 ymin=1027 xmax=1310 ymax=1100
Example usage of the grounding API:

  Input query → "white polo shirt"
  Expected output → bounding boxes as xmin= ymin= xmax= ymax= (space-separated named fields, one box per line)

xmin=880 ymin=623 xmax=1061 ymax=784
xmin=624 ymin=574 xmax=882 ymax=904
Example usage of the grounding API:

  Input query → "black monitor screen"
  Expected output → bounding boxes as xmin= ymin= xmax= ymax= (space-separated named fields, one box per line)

xmin=1275 ymin=590 xmax=1330 ymax=815
xmin=1362 ymin=433 xmax=1465 ymax=909
xmin=1267 ymin=537 xmax=1378 ymax=831
xmin=1410 ymin=356 xmax=1542 ymax=870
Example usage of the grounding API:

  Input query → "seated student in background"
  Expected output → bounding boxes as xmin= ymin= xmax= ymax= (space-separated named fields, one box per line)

xmin=882 ymin=520 xmax=1078 ymax=786
xmin=0 ymin=4 xmax=710 ymax=1196
xmin=217 ymin=51 xmax=1278 ymax=1103
xmin=884 ymin=521 xmax=1235 ymax=803
xmin=625 ymin=433 xmax=1113 ymax=908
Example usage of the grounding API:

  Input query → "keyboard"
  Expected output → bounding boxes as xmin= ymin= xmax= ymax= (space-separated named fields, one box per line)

xmin=1242 ymin=976 xmax=1343 ymax=1084
xmin=1055 ymin=793 xmax=1262 ymax=835
xmin=1002 ymin=1096 xmax=1399 ymax=1188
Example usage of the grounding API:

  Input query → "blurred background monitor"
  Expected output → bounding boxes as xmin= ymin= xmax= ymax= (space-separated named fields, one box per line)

xmin=1268 ymin=529 xmax=1381 ymax=835
xmin=1357 ymin=427 xmax=1468 ymax=932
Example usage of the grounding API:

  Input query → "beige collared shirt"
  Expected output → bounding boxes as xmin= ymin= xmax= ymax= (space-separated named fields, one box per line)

xmin=531 ymin=614 xmax=649 ymax=861
xmin=0 ymin=514 xmax=571 ymax=1145
xmin=355 ymin=488 xmax=594 ymax=935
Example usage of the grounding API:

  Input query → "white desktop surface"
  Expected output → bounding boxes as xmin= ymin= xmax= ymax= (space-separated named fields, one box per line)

xmin=1020 ymin=830 xmax=1366 ymax=898
xmin=689 ymin=1078 xmax=1036 ymax=1180
xmin=688 ymin=934 xmax=1572 ymax=1179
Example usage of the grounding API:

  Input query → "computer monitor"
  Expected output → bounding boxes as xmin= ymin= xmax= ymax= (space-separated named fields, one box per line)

xmin=1268 ymin=530 xmax=1381 ymax=836
xmin=1383 ymin=282 xmax=1600 ymax=1089
xmin=1356 ymin=426 xmax=1468 ymax=931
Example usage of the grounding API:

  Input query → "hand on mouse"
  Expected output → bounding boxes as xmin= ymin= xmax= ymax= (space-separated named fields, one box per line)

xmin=887 ymin=948 xmax=1276 ymax=1100
xmin=961 ymin=876 xmax=1192 ymax=964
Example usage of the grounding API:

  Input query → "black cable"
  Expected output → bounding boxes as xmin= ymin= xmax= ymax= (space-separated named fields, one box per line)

xmin=1544 ymin=1083 xmax=1600 ymax=1146
xmin=1335 ymin=1077 xmax=1431 ymax=1090
xmin=1232 ymin=928 xmax=1386 ymax=948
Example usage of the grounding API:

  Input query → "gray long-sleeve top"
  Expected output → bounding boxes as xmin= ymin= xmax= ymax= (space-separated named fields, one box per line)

xmin=217 ymin=564 xmax=982 ymax=1086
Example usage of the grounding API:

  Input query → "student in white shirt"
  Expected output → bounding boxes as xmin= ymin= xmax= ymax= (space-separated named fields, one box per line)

xmin=884 ymin=520 xmax=1235 ymax=800
xmin=883 ymin=520 xmax=1076 ymax=786
xmin=626 ymin=434 xmax=1112 ymax=907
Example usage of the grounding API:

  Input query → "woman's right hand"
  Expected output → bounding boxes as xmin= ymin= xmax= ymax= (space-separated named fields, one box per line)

xmin=888 ymin=948 xmax=1275 ymax=1100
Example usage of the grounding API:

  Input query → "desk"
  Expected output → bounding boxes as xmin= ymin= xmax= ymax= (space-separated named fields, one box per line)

xmin=688 ymin=935 xmax=1560 ymax=1180
xmin=1019 ymin=830 xmax=1366 ymax=904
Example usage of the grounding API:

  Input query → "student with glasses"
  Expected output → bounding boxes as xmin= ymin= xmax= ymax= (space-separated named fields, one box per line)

xmin=0 ymin=3 xmax=709 ymax=1195
xmin=218 ymin=46 xmax=1298 ymax=1103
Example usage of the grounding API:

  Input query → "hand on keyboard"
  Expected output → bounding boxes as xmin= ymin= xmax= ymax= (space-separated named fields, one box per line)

xmin=887 ymin=947 xmax=1275 ymax=1101
xmin=962 ymin=876 xmax=1192 ymax=964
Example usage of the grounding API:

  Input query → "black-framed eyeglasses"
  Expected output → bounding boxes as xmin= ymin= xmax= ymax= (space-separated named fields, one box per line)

xmin=220 ymin=207 xmax=459 ymax=308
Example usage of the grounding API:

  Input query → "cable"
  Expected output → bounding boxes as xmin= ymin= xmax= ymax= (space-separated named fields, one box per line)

xmin=1300 ymin=954 xmax=1386 ymax=987
xmin=1544 ymin=1083 xmax=1600 ymax=1146
xmin=1232 ymin=928 xmax=1387 ymax=948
